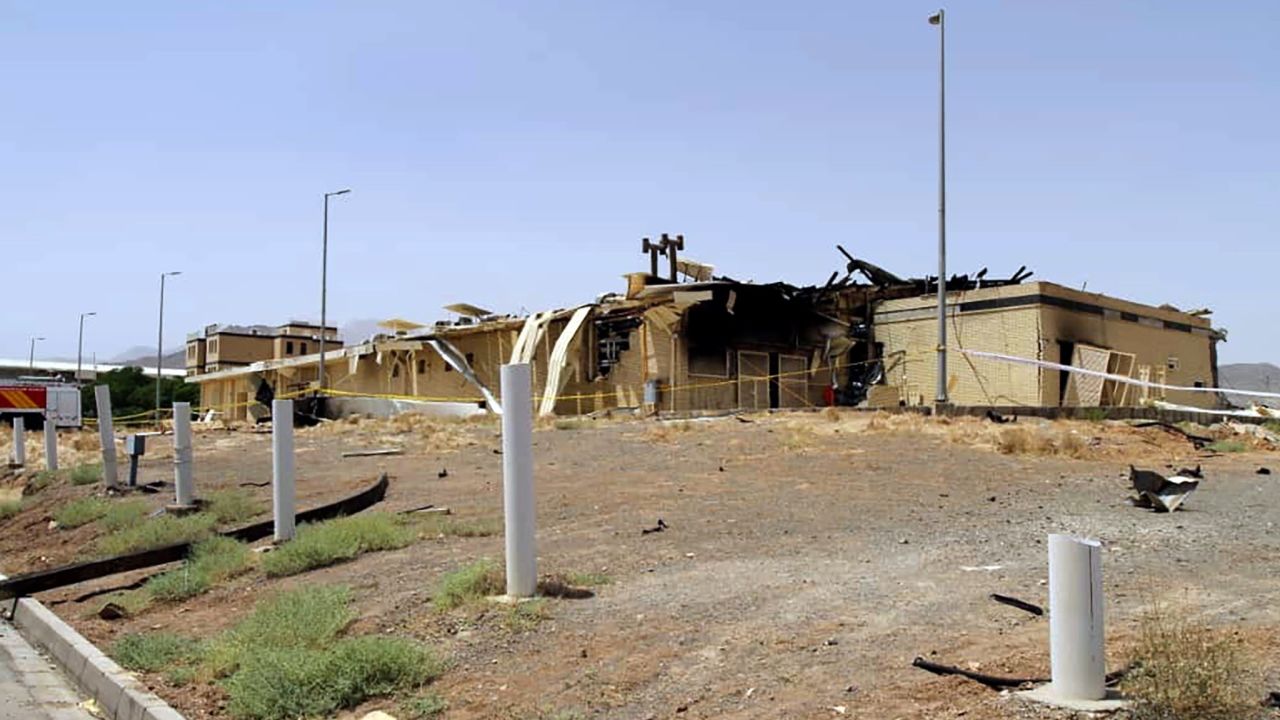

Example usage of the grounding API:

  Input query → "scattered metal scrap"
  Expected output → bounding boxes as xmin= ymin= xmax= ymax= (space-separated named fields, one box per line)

xmin=1129 ymin=465 xmax=1201 ymax=512
xmin=1130 ymin=420 xmax=1212 ymax=449
xmin=641 ymin=518 xmax=669 ymax=535
xmin=912 ymin=657 xmax=1130 ymax=691
xmin=340 ymin=447 xmax=404 ymax=458
xmin=911 ymin=657 xmax=1045 ymax=689
xmin=990 ymin=593 xmax=1043 ymax=616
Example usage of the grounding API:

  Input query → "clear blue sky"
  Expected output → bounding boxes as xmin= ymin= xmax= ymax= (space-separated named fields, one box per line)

xmin=2 ymin=1 xmax=1275 ymax=364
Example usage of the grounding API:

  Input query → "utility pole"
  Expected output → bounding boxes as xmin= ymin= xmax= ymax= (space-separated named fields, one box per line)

xmin=318 ymin=188 xmax=350 ymax=395
xmin=156 ymin=271 xmax=182 ymax=420
xmin=76 ymin=312 xmax=96 ymax=384
xmin=28 ymin=336 xmax=44 ymax=372
xmin=929 ymin=8 xmax=948 ymax=406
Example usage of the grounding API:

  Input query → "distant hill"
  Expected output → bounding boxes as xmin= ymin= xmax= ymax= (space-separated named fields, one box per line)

xmin=111 ymin=346 xmax=186 ymax=369
xmin=1218 ymin=362 xmax=1280 ymax=408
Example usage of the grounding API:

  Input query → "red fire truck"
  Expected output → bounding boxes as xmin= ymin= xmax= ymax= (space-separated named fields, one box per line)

xmin=0 ymin=380 xmax=83 ymax=429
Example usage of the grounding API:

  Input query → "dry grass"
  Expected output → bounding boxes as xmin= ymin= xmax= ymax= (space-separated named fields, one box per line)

xmin=994 ymin=426 xmax=1091 ymax=458
xmin=645 ymin=420 xmax=695 ymax=443
xmin=1123 ymin=605 xmax=1265 ymax=720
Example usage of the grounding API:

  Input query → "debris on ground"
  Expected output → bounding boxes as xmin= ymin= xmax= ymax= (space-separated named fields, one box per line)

xmin=641 ymin=518 xmax=669 ymax=535
xmin=1129 ymin=465 xmax=1200 ymax=512
xmin=990 ymin=593 xmax=1044 ymax=616
xmin=98 ymin=602 xmax=127 ymax=620
xmin=340 ymin=447 xmax=404 ymax=458
xmin=1258 ymin=467 xmax=1272 ymax=476
xmin=1130 ymin=420 xmax=1212 ymax=449
xmin=910 ymin=656 xmax=1044 ymax=689
xmin=985 ymin=410 xmax=1016 ymax=424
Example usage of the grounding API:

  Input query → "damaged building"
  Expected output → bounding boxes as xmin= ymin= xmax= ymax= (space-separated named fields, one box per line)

xmin=185 ymin=236 xmax=1225 ymax=420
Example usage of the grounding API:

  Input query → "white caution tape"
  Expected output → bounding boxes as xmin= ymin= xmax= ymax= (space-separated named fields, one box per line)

xmin=958 ymin=349 xmax=1280 ymax=401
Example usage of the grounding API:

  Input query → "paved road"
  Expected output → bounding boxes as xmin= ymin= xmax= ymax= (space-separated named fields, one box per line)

xmin=0 ymin=619 xmax=94 ymax=720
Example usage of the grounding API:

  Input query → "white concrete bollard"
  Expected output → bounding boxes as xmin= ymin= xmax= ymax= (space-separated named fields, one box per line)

xmin=501 ymin=363 xmax=537 ymax=597
xmin=271 ymin=399 xmax=296 ymax=542
xmin=94 ymin=385 xmax=119 ymax=487
xmin=1048 ymin=534 xmax=1106 ymax=701
xmin=172 ymin=402 xmax=195 ymax=508
xmin=44 ymin=417 xmax=57 ymax=472
xmin=11 ymin=417 xmax=25 ymax=466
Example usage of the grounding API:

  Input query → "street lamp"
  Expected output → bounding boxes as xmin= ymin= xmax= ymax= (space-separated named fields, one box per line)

xmin=28 ymin=337 xmax=45 ymax=372
xmin=928 ymin=8 xmax=948 ymax=406
xmin=319 ymin=188 xmax=351 ymax=394
xmin=156 ymin=271 xmax=182 ymax=420
xmin=76 ymin=312 xmax=97 ymax=384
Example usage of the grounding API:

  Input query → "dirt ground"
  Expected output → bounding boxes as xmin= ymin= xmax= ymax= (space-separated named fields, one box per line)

xmin=2 ymin=411 xmax=1278 ymax=719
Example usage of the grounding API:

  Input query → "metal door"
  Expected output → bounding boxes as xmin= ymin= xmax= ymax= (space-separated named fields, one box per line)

xmin=737 ymin=351 xmax=769 ymax=410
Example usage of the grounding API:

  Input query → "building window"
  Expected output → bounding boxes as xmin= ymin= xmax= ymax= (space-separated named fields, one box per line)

xmin=465 ymin=352 xmax=475 ymax=366
xmin=392 ymin=364 xmax=401 ymax=378
xmin=1167 ymin=356 xmax=1179 ymax=371
xmin=301 ymin=342 xmax=308 ymax=355
xmin=688 ymin=346 xmax=729 ymax=377
xmin=209 ymin=339 xmax=219 ymax=354
xmin=286 ymin=341 xmax=294 ymax=354
xmin=417 ymin=359 xmax=426 ymax=374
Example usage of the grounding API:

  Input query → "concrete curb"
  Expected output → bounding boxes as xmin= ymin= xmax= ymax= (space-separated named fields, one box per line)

xmin=2 ymin=575 xmax=184 ymax=720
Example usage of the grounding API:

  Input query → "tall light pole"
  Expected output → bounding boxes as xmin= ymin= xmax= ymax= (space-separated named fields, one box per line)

xmin=318 ymin=188 xmax=350 ymax=394
xmin=76 ymin=312 xmax=96 ymax=384
xmin=28 ymin=337 xmax=45 ymax=372
xmin=156 ymin=271 xmax=182 ymax=420
xmin=929 ymin=8 xmax=948 ymax=406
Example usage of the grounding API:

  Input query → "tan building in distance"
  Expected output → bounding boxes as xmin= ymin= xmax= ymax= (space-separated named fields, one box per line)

xmin=186 ymin=322 xmax=342 ymax=376
xmin=184 ymin=240 xmax=1226 ymax=420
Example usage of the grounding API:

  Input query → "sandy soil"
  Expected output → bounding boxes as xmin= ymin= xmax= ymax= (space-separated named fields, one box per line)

xmin=2 ymin=412 xmax=1277 ymax=719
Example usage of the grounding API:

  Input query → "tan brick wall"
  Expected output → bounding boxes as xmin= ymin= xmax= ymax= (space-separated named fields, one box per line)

xmin=874 ymin=304 xmax=1043 ymax=406
xmin=1038 ymin=306 xmax=1215 ymax=408
xmin=206 ymin=334 xmax=274 ymax=366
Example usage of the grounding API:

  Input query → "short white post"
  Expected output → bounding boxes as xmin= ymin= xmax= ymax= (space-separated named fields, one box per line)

xmin=1048 ymin=534 xmax=1106 ymax=701
xmin=44 ymin=417 xmax=58 ymax=472
xmin=94 ymin=385 xmax=119 ymax=487
xmin=172 ymin=402 xmax=195 ymax=507
xmin=501 ymin=363 xmax=536 ymax=597
xmin=271 ymin=399 xmax=296 ymax=542
xmin=11 ymin=417 xmax=25 ymax=466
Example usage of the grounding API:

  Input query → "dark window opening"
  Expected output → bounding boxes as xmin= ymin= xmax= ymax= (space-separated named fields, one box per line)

xmin=465 ymin=352 xmax=475 ymax=366
xmin=300 ymin=342 xmax=307 ymax=355
xmin=392 ymin=364 xmax=400 ymax=378
xmin=688 ymin=346 xmax=729 ymax=377
xmin=595 ymin=316 xmax=642 ymax=377
xmin=286 ymin=341 xmax=294 ymax=354
xmin=417 ymin=359 xmax=426 ymax=374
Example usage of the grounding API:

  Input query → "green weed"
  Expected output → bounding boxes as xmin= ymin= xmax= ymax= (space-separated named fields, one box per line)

xmin=112 ymin=632 xmax=203 ymax=673
xmin=204 ymin=584 xmax=442 ymax=720
xmin=146 ymin=537 xmax=252 ymax=602
xmin=97 ymin=513 xmax=217 ymax=556
xmin=1206 ymin=440 xmax=1247 ymax=453
xmin=68 ymin=463 xmax=101 ymax=486
xmin=205 ymin=585 xmax=355 ymax=678
xmin=402 ymin=692 xmax=448 ymax=718
xmin=223 ymin=636 xmax=442 ymax=720
xmin=433 ymin=558 xmax=504 ymax=611
xmin=0 ymin=499 xmax=22 ymax=520
xmin=503 ymin=598 xmax=549 ymax=632
xmin=101 ymin=499 xmax=150 ymax=532
xmin=260 ymin=512 xmax=414 ymax=578
xmin=205 ymin=489 xmax=263 ymax=525
xmin=54 ymin=497 xmax=110 ymax=528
